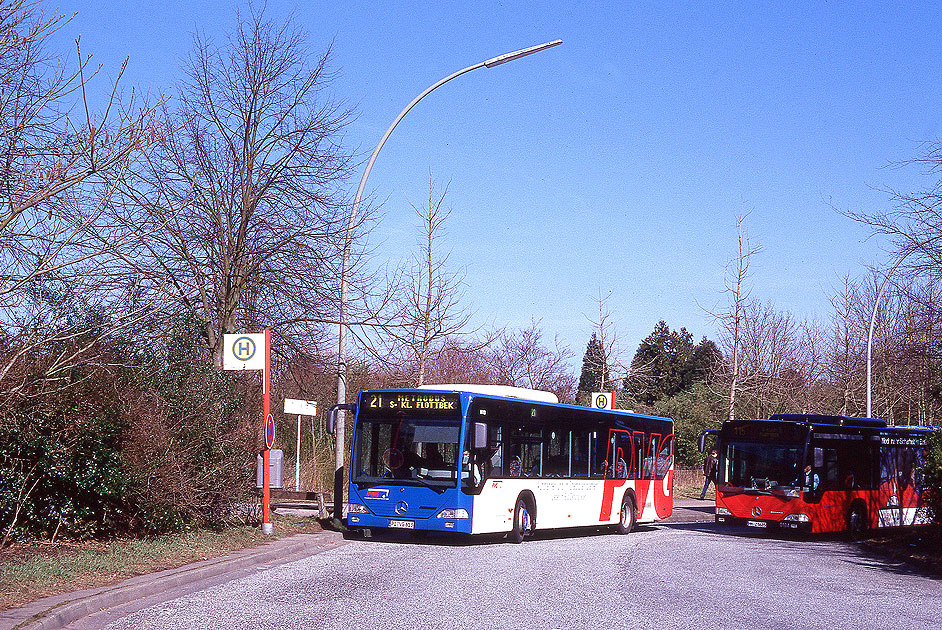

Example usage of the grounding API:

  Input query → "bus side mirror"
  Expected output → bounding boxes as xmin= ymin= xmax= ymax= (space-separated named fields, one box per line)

xmin=472 ymin=422 xmax=488 ymax=449
xmin=698 ymin=429 xmax=717 ymax=453
xmin=327 ymin=403 xmax=356 ymax=435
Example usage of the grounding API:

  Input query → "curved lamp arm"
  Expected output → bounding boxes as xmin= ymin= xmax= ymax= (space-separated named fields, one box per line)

xmin=332 ymin=40 xmax=561 ymax=521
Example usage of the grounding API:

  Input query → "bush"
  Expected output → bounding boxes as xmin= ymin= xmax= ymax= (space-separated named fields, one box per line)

xmin=118 ymin=313 xmax=258 ymax=534
xmin=0 ymin=382 xmax=132 ymax=542
xmin=0 ymin=312 xmax=260 ymax=543
xmin=120 ymin=360 xmax=257 ymax=533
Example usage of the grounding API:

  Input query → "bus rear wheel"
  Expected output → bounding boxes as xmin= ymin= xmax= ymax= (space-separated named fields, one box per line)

xmin=616 ymin=494 xmax=636 ymax=534
xmin=509 ymin=497 xmax=533 ymax=544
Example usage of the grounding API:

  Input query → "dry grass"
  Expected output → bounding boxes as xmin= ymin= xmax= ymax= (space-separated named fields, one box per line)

xmin=674 ymin=467 xmax=710 ymax=499
xmin=0 ymin=515 xmax=322 ymax=612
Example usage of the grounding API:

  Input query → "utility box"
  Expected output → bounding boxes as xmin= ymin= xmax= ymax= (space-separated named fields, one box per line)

xmin=256 ymin=449 xmax=284 ymax=489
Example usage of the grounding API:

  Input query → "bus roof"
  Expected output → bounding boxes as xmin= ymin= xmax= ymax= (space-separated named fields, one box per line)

xmin=361 ymin=387 xmax=672 ymax=426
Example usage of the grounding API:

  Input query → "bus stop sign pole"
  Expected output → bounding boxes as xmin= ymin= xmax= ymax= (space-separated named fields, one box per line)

xmin=262 ymin=329 xmax=273 ymax=535
xmin=222 ymin=330 xmax=273 ymax=535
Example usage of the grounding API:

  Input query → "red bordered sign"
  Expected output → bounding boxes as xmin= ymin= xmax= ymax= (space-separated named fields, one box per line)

xmin=265 ymin=413 xmax=275 ymax=449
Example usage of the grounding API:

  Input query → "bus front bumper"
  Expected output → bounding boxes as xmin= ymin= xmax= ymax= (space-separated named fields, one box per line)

xmin=346 ymin=512 xmax=472 ymax=534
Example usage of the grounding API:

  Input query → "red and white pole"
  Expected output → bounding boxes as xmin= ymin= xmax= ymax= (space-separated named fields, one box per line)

xmin=262 ymin=328 xmax=273 ymax=535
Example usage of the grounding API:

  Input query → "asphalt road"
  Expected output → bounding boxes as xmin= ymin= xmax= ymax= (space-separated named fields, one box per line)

xmin=95 ymin=522 xmax=940 ymax=630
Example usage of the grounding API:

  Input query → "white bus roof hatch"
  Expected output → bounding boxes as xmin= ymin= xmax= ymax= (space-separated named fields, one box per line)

xmin=417 ymin=384 xmax=559 ymax=404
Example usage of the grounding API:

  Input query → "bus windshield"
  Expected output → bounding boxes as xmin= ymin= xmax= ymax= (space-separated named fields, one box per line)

xmin=723 ymin=441 xmax=803 ymax=491
xmin=352 ymin=412 xmax=461 ymax=489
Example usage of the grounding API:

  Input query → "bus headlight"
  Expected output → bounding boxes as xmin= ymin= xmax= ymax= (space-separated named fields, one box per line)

xmin=715 ymin=507 xmax=731 ymax=516
xmin=783 ymin=513 xmax=810 ymax=523
xmin=436 ymin=508 xmax=469 ymax=519
xmin=348 ymin=503 xmax=370 ymax=514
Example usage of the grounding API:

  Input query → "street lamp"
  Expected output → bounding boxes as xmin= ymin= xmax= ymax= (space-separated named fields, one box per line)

xmin=332 ymin=40 xmax=562 ymax=520
xmin=866 ymin=247 xmax=913 ymax=418
xmin=864 ymin=237 xmax=942 ymax=418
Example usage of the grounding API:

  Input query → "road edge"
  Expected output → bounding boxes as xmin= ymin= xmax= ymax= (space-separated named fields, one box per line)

xmin=0 ymin=531 xmax=346 ymax=630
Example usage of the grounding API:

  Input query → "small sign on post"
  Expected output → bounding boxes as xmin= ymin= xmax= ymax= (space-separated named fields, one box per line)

xmin=285 ymin=399 xmax=317 ymax=491
xmin=265 ymin=413 xmax=275 ymax=450
xmin=284 ymin=398 xmax=318 ymax=416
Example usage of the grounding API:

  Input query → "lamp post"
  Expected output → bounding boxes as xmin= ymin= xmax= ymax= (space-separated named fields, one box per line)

xmin=865 ymin=238 xmax=939 ymax=417
xmin=332 ymin=40 xmax=562 ymax=521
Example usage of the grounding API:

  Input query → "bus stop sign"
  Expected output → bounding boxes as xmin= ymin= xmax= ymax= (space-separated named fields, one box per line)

xmin=592 ymin=392 xmax=615 ymax=409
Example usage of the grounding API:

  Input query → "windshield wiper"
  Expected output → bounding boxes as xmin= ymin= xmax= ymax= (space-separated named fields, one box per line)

xmin=408 ymin=475 xmax=452 ymax=493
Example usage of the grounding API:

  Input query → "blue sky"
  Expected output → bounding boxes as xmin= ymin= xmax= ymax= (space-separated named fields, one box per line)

xmin=58 ymin=1 xmax=942 ymax=367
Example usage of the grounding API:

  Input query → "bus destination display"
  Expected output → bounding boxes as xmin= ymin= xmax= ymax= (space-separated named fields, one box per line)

xmin=362 ymin=392 xmax=459 ymax=415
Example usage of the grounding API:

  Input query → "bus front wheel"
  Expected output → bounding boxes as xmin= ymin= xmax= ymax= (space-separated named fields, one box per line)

xmin=509 ymin=497 xmax=533 ymax=544
xmin=616 ymin=494 xmax=636 ymax=534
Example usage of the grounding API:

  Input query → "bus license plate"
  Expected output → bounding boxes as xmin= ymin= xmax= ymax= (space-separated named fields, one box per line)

xmin=747 ymin=520 xmax=767 ymax=528
xmin=389 ymin=520 xmax=414 ymax=529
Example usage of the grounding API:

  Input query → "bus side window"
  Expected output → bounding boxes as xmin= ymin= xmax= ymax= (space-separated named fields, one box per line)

xmin=545 ymin=427 xmax=569 ymax=477
xmin=523 ymin=441 xmax=541 ymax=477
xmin=487 ymin=424 xmax=503 ymax=478
xmin=821 ymin=447 xmax=839 ymax=490
xmin=632 ymin=431 xmax=645 ymax=479
xmin=511 ymin=424 xmax=542 ymax=478
xmin=572 ymin=432 xmax=591 ymax=477
xmin=613 ymin=432 xmax=632 ymax=479
xmin=836 ymin=441 xmax=870 ymax=490
xmin=645 ymin=434 xmax=660 ymax=479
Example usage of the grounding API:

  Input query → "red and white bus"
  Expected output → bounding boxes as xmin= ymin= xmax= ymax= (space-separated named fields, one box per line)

xmin=342 ymin=385 xmax=674 ymax=541
xmin=700 ymin=414 xmax=936 ymax=536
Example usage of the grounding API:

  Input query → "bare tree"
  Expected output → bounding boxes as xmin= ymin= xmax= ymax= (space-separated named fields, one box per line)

xmin=0 ymin=0 xmax=158 ymax=396
xmin=736 ymin=300 xmax=800 ymax=417
xmin=842 ymin=142 xmax=942 ymax=421
xmin=793 ymin=319 xmax=828 ymax=414
xmin=421 ymin=339 xmax=494 ymax=387
xmin=110 ymin=7 xmax=356 ymax=367
xmin=884 ymin=273 xmax=942 ymax=425
xmin=709 ymin=214 xmax=761 ymax=420
xmin=825 ymin=275 xmax=867 ymax=415
xmin=578 ymin=291 xmax=629 ymax=403
xmin=363 ymin=174 xmax=489 ymax=386
xmin=489 ymin=320 xmax=576 ymax=402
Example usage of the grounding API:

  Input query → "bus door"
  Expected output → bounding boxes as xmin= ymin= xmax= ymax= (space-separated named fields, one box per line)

xmin=598 ymin=429 xmax=631 ymax=521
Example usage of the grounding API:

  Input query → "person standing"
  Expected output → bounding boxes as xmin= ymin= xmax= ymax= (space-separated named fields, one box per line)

xmin=803 ymin=464 xmax=819 ymax=492
xmin=700 ymin=449 xmax=718 ymax=500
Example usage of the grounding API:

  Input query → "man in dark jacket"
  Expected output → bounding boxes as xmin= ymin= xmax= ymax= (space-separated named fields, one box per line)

xmin=700 ymin=449 xmax=718 ymax=500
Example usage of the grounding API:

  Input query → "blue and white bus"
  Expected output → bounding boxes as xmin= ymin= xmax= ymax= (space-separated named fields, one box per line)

xmin=341 ymin=385 xmax=674 ymax=542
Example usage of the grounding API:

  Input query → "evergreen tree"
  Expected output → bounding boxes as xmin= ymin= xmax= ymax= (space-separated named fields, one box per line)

xmin=627 ymin=321 xmax=720 ymax=405
xmin=688 ymin=337 xmax=721 ymax=388
xmin=577 ymin=333 xmax=609 ymax=404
